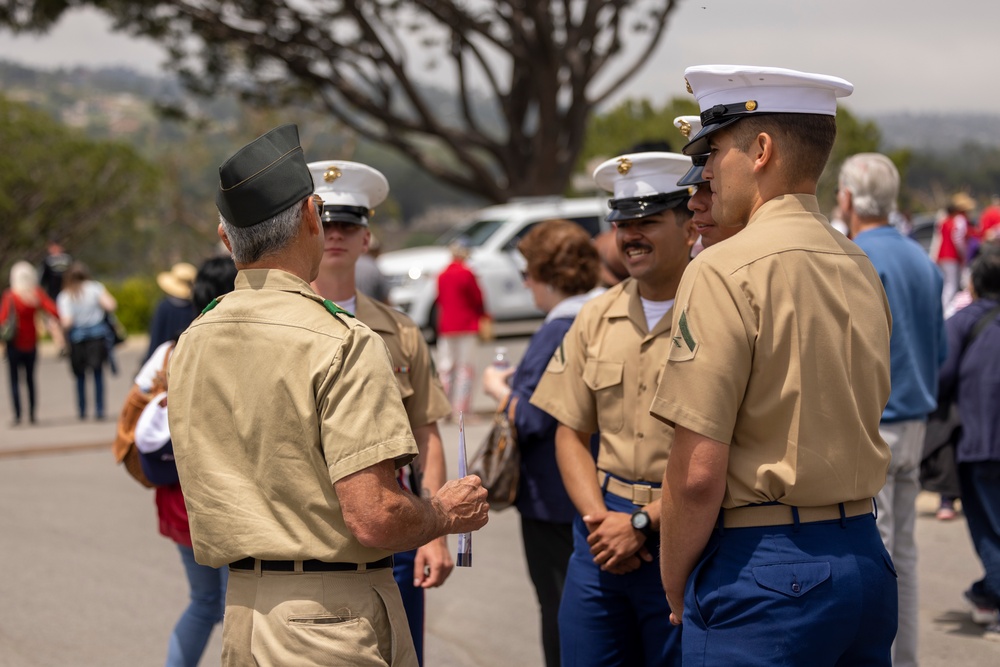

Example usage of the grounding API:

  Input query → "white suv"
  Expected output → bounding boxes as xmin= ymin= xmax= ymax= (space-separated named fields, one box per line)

xmin=377 ymin=197 xmax=609 ymax=338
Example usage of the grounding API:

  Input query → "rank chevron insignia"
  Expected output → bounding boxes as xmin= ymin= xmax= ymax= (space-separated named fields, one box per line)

xmin=677 ymin=310 xmax=696 ymax=352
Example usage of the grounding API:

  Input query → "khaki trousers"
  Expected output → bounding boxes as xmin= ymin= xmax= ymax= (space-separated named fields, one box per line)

xmin=221 ymin=566 xmax=417 ymax=666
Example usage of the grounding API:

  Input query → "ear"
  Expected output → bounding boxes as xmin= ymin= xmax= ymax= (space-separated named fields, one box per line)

xmin=752 ymin=132 xmax=774 ymax=173
xmin=839 ymin=188 xmax=853 ymax=216
xmin=303 ymin=198 xmax=322 ymax=237
xmin=681 ymin=214 xmax=699 ymax=247
xmin=361 ymin=228 xmax=371 ymax=254
xmin=217 ymin=223 xmax=233 ymax=253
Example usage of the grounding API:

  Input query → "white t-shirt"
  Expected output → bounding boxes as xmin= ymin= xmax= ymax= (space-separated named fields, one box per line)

xmin=640 ymin=297 xmax=674 ymax=331
xmin=56 ymin=280 xmax=108 ymax=329
xmin=135 ymin=341 xmax=174 ymax=393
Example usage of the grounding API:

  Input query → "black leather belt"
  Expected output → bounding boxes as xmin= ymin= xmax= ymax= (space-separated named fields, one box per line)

xmin=229 ymin=555 xmax=394 ymax=572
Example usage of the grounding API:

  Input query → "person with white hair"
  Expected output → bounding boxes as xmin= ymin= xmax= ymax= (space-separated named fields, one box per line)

xmin=839 ymin=152 xmax=947 ymax=667
xmin=1 ymin=261 xmax=60 ymax=425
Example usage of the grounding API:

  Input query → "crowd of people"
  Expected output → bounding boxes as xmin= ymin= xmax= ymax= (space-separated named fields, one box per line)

xmin=4 ymin=62 xmax=1000 ymax=667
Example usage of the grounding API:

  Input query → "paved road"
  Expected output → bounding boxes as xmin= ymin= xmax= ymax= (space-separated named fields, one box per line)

xmin=1 ymin=334 xmax=998 ymax=666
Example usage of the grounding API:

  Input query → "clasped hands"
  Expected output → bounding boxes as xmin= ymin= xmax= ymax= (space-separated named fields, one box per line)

xmin=582 ymin=510 xmax=652 ymax=574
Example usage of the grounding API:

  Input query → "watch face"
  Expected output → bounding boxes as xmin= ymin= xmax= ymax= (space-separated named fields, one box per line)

xmin=631 ymin=510 xmax=650 ymax=531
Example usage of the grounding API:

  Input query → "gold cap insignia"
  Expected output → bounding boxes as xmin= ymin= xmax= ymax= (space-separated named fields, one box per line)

xmin=745 ymin=100 xmax=758 ymax=112
xmin=685 ymin=78 xmax=693 ymax=94
xmin=368 ymin=209 xmax=375 ymax=218
xmin=617 ymin=157 xmax=632 ymax=175
xmin=323 ymin=166 xmax=342 ymax=183
xmin=678 ymin=119 xmax=692 ymax=138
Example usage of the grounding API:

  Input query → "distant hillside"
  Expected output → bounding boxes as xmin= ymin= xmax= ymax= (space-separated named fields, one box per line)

xmin=870 ymin=112 xmax=1000 ymax=153
xmin=5 ymin=59 xmax=1000 ymax=218
xmin=0 ymin=59 xmax=483 ymax=230
xmin=8 ymin=59 xmax=1000 ymax=156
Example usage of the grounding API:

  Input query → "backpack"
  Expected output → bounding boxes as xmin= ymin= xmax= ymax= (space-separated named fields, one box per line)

xmin=112 ymin=344 xmax=172 ymax=488
xmin=0 ymin=291 xmax=18 ymax=343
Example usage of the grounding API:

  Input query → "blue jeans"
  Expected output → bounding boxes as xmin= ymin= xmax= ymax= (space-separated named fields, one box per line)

xmin=6 ymin=347 xmax=37 ymax=422
xmin=959 ymin=461 xmax=1000 ymax=606
xmin=166 ymin=544 xmax=228 ymax=667
xmin=75 ymin=367 xmax=104 ymax=419
xmin=393 ymin=548 xmax=424 ymax=666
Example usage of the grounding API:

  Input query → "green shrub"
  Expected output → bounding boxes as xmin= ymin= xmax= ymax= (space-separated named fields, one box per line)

xmin=107 ymin=276 xmax=160 ymax=333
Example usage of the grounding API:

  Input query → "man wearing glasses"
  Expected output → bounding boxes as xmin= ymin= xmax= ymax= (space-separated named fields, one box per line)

xmin=530 ymin=152 xmax=696 ymax=666
xmin=308 ymin=159 xmax=453 ymax=667
xmin=167 ymin=124 xmax=489 ymax=667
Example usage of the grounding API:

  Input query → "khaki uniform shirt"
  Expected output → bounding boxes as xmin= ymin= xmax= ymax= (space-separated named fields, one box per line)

xmin=169 ymin=269 xmax=417 ymax=568
xmin=354 ymin=292 xmax=450 ymax=431
xmin=531 ymin=279 xmax=676 ymax=484
xmin=650 ymin=195 xmax=892 ymax=509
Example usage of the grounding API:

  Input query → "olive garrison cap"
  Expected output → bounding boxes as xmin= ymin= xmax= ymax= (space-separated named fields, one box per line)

xmin=216 ymin=124 xmax=313 ymax=228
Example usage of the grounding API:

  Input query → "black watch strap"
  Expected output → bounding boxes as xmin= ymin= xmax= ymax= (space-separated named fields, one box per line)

xmin=630 ymin=509 xmax=654 ymax=537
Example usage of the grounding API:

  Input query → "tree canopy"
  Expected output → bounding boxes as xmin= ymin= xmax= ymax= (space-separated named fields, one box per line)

xmin=0 ymin=95 xmax=159 ymax=278
xmin=1 ymin=0 xmax=680 ymax=203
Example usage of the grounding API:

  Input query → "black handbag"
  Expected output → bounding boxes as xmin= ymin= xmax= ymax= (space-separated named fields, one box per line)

xmin=105 ymin=311 xmax=128 ymax=346
xmin=469 ymin=397 xmax=521 ymax=511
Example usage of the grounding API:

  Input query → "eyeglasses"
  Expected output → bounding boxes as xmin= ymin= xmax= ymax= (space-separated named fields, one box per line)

xmin=310 ymin=194 xmax=324 ymax=219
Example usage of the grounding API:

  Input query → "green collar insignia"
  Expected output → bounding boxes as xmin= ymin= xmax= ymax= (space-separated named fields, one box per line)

xmin=323 ymin=299 xmax=356 ymax=318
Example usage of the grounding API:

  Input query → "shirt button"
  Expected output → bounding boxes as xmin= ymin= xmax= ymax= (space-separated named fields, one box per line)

xmin=792 ymin=583 xmax=801 ymax=593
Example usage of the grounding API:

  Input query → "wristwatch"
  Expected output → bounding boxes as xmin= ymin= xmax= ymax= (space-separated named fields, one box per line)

xmin=630 ymin=509 xmax=654 ymax=537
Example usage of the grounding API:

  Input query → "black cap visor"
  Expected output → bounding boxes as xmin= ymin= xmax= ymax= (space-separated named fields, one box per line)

xmin=321 ymin=204 xmax=369 ymax=227
xmin=606 ymin=190 xmax=692 ymax=222
xmin=682 ymin=116 xmax=742 ymax=156
xmin=677 ymin=155 xmax=708 ymax=187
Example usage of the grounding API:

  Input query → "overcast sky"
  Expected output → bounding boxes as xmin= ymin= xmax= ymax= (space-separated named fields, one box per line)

xmin=0 ymin=1 xmax=996 ymax=118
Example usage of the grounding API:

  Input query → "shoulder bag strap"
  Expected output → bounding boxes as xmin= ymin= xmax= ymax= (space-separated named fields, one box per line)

xmin=966 ymin=303 xmax=1000 ymax=346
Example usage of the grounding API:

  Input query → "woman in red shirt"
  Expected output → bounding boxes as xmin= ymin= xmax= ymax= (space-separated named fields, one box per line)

xmin=1 ymin=261 xmax=60 ymax=425
xmin=436 ymin=240 xmax=488 ymax=420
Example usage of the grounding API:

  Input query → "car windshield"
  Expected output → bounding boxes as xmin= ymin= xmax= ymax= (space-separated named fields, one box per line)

xmin=436 ymin=219 xmax=505 ymax=248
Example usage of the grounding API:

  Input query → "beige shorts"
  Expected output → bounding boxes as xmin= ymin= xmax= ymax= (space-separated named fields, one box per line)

xmin=221 ymin=566 xmax=416 ymax=666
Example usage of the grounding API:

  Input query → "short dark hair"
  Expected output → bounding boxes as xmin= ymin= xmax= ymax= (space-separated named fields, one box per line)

xmin=192 ymin=256 xmax=238 ymax=312
xmin=518 ymin=220 xmax=599 ymax=296
xmin=729 ymin=113 xmax=837 ymax=183
xmin=971 ymin=241 xmax=1000 ymax=301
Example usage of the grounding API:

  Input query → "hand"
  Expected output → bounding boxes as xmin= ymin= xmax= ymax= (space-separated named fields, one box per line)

xmin=666 ymin=591 xmax=684 ymax=626
xmin=582 ymin=510 xmax=650 ymax=572
xmin=482 ymin=365 xmax=516 ymax=403
xmin=414 ymin=537 xmax=454 ymax=588
xmin=603 ymin=550 xmax=651 ymax=575
xmin=432 ymin=475 xmax=490 ymax=534
xmin=663 ymin=577 xmax=685 ymax=625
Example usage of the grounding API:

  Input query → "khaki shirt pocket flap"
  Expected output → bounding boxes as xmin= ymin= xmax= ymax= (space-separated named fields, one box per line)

xmin=582 ymin=359 xmax=624 ymax=392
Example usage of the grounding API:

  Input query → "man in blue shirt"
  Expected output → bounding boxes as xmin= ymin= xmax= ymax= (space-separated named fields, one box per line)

xmin=839 ymin=152 xmax=947 ymax=666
